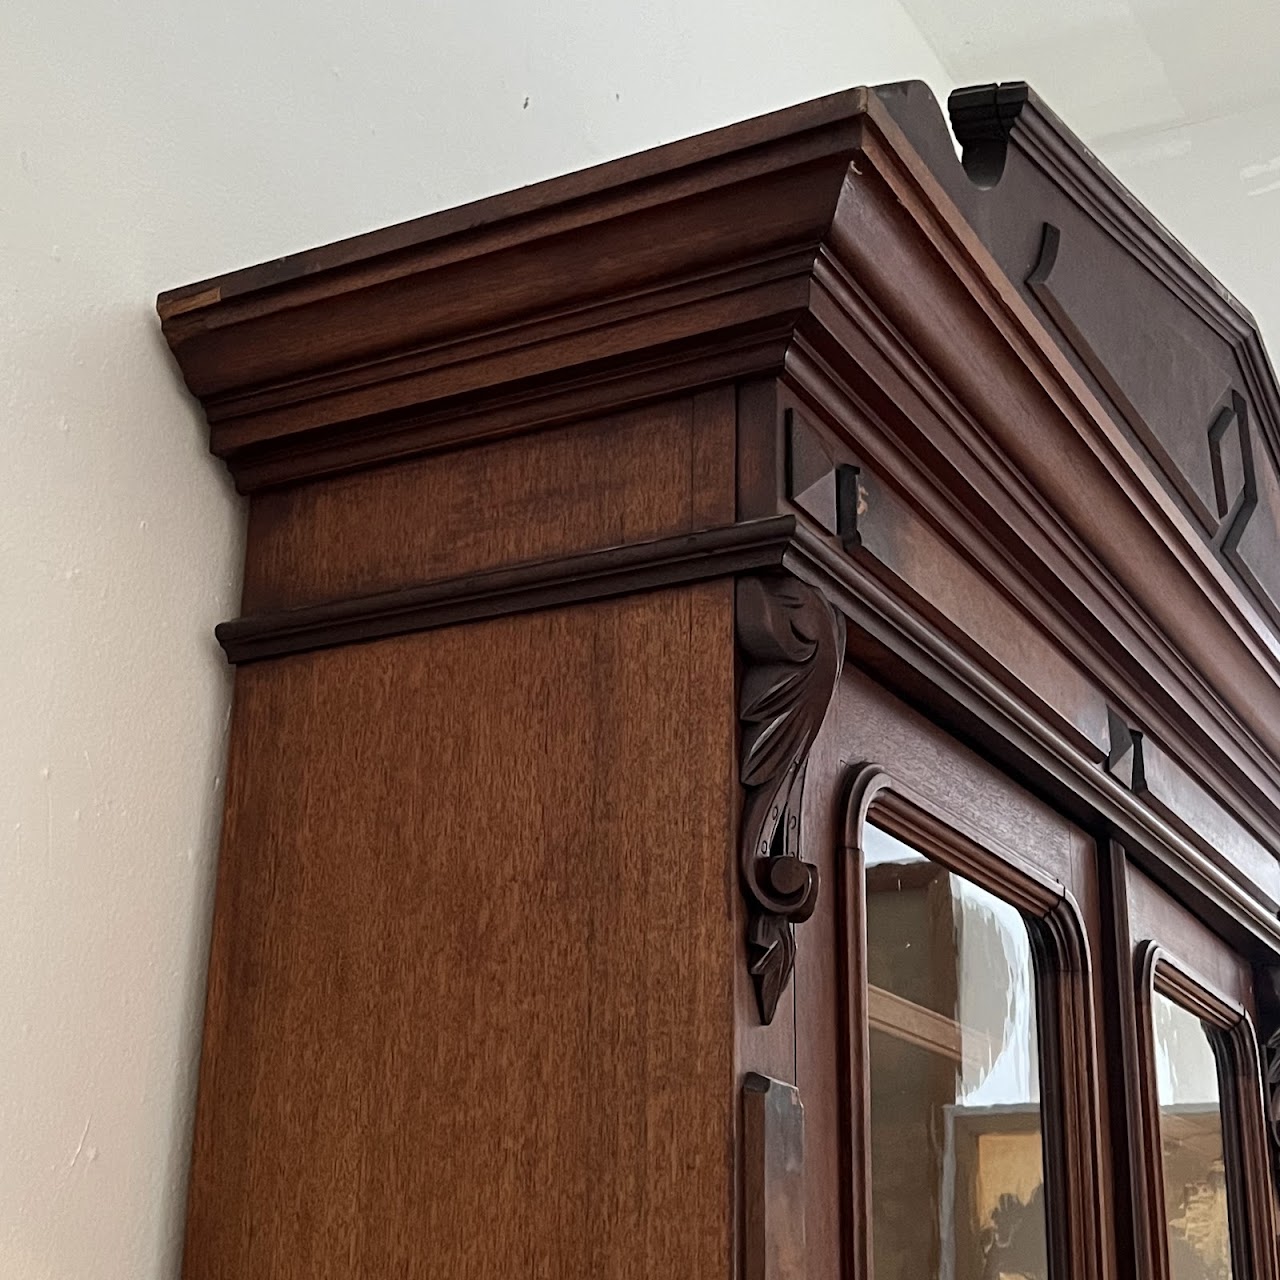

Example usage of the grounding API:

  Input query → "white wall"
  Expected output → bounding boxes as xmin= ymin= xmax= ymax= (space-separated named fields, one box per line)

xmin=0 ymin=3 xmax=948 ymax=1277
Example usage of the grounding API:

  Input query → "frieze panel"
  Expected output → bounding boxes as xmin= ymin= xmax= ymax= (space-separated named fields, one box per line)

xmin=878 ymin=79 xmax=1280 ymax=635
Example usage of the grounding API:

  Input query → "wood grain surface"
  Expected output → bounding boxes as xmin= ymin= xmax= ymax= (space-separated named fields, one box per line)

xmin=159 ymin=80 xmax=1280 ymax=940
xmin=183 ymin=584 xmax=736 ymax=1279
xmin=241 ymin=390 xmax=735 ymax=613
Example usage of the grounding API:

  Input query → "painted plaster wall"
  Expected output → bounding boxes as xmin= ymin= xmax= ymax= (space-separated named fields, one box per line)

xmin=0 ymin=2 xmax=948 ymax=1276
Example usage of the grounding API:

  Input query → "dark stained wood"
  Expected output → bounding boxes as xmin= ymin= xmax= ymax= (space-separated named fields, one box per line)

xmin=226 ymin=338 xmax=782 ymax=494
xmin=1109 ymin=858 xmax=1280 ymax=1280
xmin=159 ymin=89 xmax=871 ymax=310
xmin=837 ymin=424 xmax=1112 ymax=760
xmin=157 ymin=91 xmax=872 ymax=487
xmin=786 ymin=330 xmax=1280 ymax=934
xmin=159 ymin=75 xmax=1280 ymax=1280
xmin=831 ymin=720 xmax=1109 ymax=1280
xmin=736 ymin=574 xmax=844 ymax=1022
xmin=184 ymin=585 xmax=737 ymax=1280
xmin=742 ymin=1073 xmax=807 ymax=1280
xmin=161 ymin=79 xmax=1280 ymax=924
xmin=1134 ymin=736 xmax=1280 ymax=911
xmin=240 ymin=391 xmax=735 ymax=613
xmin=787 ymin=520 xmax=1280 ymax=958
xmin=783 ymin=409 xmax=860 ymax=548
xmin=829 ymin=621 xmax=1113 ymax=905
xmin=777 ymin=696 xmax=848 ymax=1280
xmin=880 ymin=81 xmax=1280 ymax=632
xmin=1127 ymin=861 xmax=1258 ymax=1011
xmin=1026 ymin=222 xmax=1235 ymax=536
xmin=1125 ymin=900 xmax=1280 ymax=1280
xmin=809 ymin=670 xmax=1114 ymax=1280
xmin=1099 ymin=712 xmax=1280 ymax=910
xmin=219 ymin=517 xmax=796 ymax=663
xmin=790 ymin=109 xmax=1280 ymax=855
xmin=736 ymin=378 xmax=788 ymax=522
xmin=1098 ymin=841 xmax=1145 ymax=1280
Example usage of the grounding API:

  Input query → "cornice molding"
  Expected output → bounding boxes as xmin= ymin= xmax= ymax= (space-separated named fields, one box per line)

xmin=881 ymin=79 xmax=1280 ymax=637
xmin=808 ymin=94 xmax=1280 ymax=825
xmin=158 ymin=90 xmax=871 ymax=491
xmin=786 ymin=244 xmax=1280 ymax=895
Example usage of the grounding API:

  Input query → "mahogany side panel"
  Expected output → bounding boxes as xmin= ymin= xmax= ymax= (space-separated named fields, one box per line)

xmin=183 ymin=584 xmax=737 ymax=1280
xmin=241 ymin=390 xmax=735 ymax=613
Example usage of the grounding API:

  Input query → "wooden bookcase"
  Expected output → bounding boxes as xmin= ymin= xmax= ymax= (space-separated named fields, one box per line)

xmin=159 ymin=80 xmax=1280 ymax=1280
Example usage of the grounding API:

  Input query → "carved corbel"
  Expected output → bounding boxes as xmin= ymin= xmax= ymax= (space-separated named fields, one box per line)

xmin=737 ymin=575 xmax=846 ymax=1023
xmin=1256 ymin=967 xmax=1280 ymax=1181
xmin=1264 ymin=1030 xmax=1280 ymax=1173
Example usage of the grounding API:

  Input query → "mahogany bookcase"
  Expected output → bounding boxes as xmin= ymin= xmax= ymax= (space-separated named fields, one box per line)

xmin=159 ymin=81 xmax=1280 ymax=1280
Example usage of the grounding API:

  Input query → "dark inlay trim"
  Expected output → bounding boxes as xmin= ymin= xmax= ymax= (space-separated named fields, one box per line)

xmin=1209 ymin=391 xmax=1259 ymax=556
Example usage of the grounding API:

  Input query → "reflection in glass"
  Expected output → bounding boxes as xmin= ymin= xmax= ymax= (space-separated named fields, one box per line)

xmin=1152 ymin=990 xmax=1235 ymax=1280
xmin=865 ymin=821 xmax=1048 ymax=1280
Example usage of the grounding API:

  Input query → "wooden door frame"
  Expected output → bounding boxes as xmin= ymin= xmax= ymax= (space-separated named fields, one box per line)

xmin=839 ymin=762 xmax=1107 ymax=1280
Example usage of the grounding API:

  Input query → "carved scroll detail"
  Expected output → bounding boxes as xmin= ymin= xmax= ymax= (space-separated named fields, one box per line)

xmin=1256 ymin=969 xmax=1280 ymax=1183
xmin=1264 ymin=1029 xmax=1280 ymax=1173
xmin=737 ymin=575 xmax=846 ymax=1023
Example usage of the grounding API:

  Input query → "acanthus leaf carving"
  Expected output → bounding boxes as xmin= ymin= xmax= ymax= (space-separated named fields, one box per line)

xmin=1257 ymin=966 xmax=1280 ymax=1183
xmin=737 ymin=574 xmax=845 ymax=1024
xmin=1265 ymin=1028 xmax=1280 ymax=1163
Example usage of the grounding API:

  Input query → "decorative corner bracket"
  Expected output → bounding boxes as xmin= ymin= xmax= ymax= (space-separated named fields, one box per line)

xmin=1256 ymin=967 xmax=1280 ymax=1182
xmin=737 ymin=575 xmax=846 ymax=1023
xmin=1263 ymin=1030 xmax=1280 ymax=1178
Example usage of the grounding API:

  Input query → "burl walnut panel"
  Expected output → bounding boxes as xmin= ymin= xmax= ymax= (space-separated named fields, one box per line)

xmin=240 ymin=389 xmax=736 ymax=613
xmin=184 ymin=583 xmax=736 ymax=1279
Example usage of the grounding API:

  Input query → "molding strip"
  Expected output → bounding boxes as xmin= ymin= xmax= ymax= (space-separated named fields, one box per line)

xmin=743 ymin=1073 xmax=807 ymax=1280
xmin=217 ymin=516 xmax=798 ymax=663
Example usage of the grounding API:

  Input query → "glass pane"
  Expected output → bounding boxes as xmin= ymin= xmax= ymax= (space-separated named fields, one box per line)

xmin=1152 ymin=990 xmax=1235 ymax=1280
xmin=865 ymin=821 xmax=1048 ymax=1280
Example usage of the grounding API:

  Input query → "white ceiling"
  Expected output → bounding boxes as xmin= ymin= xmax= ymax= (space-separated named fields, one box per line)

xmin=901 ymin=0 xmax=1280 ymax=349
xmin=902 ymin=0 xmax=1280 ymax=141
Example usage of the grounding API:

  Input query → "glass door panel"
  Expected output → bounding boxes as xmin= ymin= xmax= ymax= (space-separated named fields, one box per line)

xmin=865 ymin=819 xmax=1048 ymax=1280
xmin=1150 ymin=990 xmax=1235 ymax=1280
